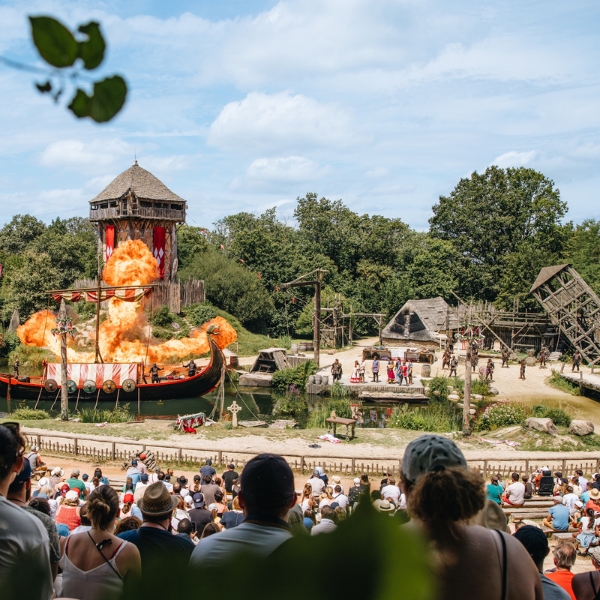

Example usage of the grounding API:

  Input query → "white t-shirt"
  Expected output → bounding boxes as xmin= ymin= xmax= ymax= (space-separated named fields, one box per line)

xmin=333 ymin=493 xmax=349 ymax=510
xmin=506 ymin=481 xmax=525 ymax=504
xmin=562 ymin=493 xmax=579 ymax=513
xmin=0 ymin=496 xmax=53 ymax=599
xmin=381 ymin=485 xmax=401 ymax=505
xmin=190 ymin=522 xmax=291 ymax=567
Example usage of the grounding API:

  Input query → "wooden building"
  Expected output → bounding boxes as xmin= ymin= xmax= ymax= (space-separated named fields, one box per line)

xmin=88 ymin=162 xmax=204 ymax=311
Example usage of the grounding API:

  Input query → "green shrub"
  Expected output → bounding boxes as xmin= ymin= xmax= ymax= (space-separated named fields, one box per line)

xmin=531 ymin=405 xmax=572 ymax=426
xmin=450 ymin=377 xmax=464 ymax=394
xmin=78 ymin=403 xmax=132 ymax=423
xmin=9 ymin=344 xmax=55 ymax=368
xmin=0 ymin=331 xmax=21 ymax=359
xmin=388 ymin=403 xmax=461 ymax=432
xmin=546 ymin=370 xmax=581 ymax=395
xmin=186 ymin=303 xmax=218 ymax=327
xmin=427 ymin=376 xmax=451 ymax=401
xmin=471 ymin=379 xmax=491 ymax=396
xmin=9 ymin=408 xmax=50 ymax=420
xmin=272 ymin=386 xmax=306 ymax=417
xmin=151 ymin=305 xmax=176 ymax=327
xmin=330 ymin=381 xmax=349 ymax=398
xmin=272 ymin=360 xmax=318 ymax=391
xmin=475 ymin=402 xmax=528 ymax=431
xmin=306 ymin=398 xmax=352 ymax=429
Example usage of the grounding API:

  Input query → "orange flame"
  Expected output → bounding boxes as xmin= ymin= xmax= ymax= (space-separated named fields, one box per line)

xmin=17 ymin=240 xmax=236 ymax=363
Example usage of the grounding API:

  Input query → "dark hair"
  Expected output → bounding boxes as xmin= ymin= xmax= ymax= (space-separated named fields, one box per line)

xmin=405 ymin=467 xmax=485 ymax=544
xmin=303 ymin=510 xmax=315 ymax=524
xmin=92 ymin=477 xmax=100 ymax=487
xmin=334 ymin=506 xmax=346 ymax=523
xmin=360 ymin=473 xmax=369 ymax=484
xmin=172 ymin=483 xmax=181 ymax=494
xmin=321 ymin=506 xmax=335 ymax=520
xmin=202 ymin=475 xmax=212 ymax=484
xmin=522 ymin=475 xmax=529 ymax=482
xmin=87 ymin=486 xmax=120 ymax=530
xmin=177 ymin=518 xmax=193 ymax=535
xmin=200 ymin=522 xmax=220 ymax=538
xmin=29 ymin=497 xmax=51 ymax=517
xmin=158 ymin=472 xmax=165 ymax=481
xmin=94 ymin=468 xmax=103 ymax=479
xmin=0 ymin=425 xmax=25 ymax=481
xmin=513 ymin=525 xmax=547 ymax=566
xmin=79 ymin=503 xmax=91 ymax=526
xmin=115 ymin=516 xmax=141 ymax=535
xmin=334 ymin=485 xmax=342 ymax=493
xmin=214 ymin=489 xmax=224 ymax=503
xmin=193 ymin=475 xmax=201 ymax=481
xmin=370 ymin=490 xmax=381 ymax=501
xmin=511 ymin=472 xmax=519 ymax=481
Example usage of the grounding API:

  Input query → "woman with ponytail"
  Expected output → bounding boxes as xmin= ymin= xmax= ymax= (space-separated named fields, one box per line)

xmin=400 ymin=434 xmax=543 ymax=600
xmin=59 ymin=485 xmax=141 ymax=599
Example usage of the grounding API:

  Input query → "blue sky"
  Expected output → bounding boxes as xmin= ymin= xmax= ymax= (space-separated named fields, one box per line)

xmin=1 ymin=0 xmax=599 ymax=230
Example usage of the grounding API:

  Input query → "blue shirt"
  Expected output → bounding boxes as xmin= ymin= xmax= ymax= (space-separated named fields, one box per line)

xmin=549 ymin=504 xmax=570 ymax=531
xmin=581 ymin=490 xmax=591 ymax=505
xmin=486 ymin=483 xmax=503 ymax=505
xmin=372 ymin=360 xmax=380 ymax=372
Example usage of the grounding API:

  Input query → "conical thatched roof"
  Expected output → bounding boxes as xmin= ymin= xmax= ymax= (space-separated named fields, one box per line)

xmin=91 ymin=162 xmax=184 ymax=203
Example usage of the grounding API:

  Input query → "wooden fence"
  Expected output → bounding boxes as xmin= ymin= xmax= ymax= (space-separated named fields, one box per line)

xmin=24 ymin=432 xmax=600 ymax=478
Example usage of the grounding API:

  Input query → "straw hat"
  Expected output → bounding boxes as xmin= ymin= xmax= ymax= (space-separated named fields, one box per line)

xmin=590 ymin=488 xmax=600 ymax=500
xmin=137 ymin=482 xmax=178 ymax=516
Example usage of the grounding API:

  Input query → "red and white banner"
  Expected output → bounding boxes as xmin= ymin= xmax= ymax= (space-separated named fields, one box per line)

xmin=52 ymin=288 xmax=152 ymax=304
xmin=46 ymin=363 xmax=138 ymax=387
xmin=105 ymin=225 xmax=115 ymax=263
xmin=153 ymin=226 xmax=166 ymax=280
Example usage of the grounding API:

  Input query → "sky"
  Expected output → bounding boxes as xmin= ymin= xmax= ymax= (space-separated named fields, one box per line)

xmin=0 ymin=0 xmax=599 ymax=230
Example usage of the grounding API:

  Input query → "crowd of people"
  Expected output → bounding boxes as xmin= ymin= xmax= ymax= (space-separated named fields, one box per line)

xmin=2 ymin=421 xmax=600 ymax=599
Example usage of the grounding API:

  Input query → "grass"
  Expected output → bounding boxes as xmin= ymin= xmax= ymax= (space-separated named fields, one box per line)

xmin=77 ymin=403 xmax=133 ymax=423
xmin=306 ymin=398 xmax=352 ymax=429
xmin=546 ymin=370 xmax=581 ymax=395
xmin=388 ymin=403 xmax=461 ymax=433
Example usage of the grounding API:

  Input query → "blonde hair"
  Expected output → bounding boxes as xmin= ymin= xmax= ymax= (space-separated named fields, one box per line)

xmin=232 ymin=496 xmax=241 ymax=511
xmin=302 ymin=483 xmax=312 ymax=500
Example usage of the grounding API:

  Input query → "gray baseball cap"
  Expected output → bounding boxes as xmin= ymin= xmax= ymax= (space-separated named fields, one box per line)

xmin=401 ymin=434 xmax=467 ymax=483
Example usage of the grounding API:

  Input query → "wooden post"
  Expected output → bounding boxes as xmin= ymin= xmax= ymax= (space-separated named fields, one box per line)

xmin=74 ymin=438 xmax=78 ymax=456
xmin=352 ymin=457 xmax=356 ymax=475
xmin=218 ymin=450 xmax=223 ymax=466
xmin=463 ymin=343 xmax=472 ymax=433
xmin=314 ymin=270 xmax=322 ymax=367
xmin=59 ymin=300 xmax=69 ymax=421
xmin=111 ymin=442 xmax=115 ymax=460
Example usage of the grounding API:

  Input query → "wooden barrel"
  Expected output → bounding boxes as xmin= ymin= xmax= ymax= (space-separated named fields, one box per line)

xmin=299 ymin=343 xmax=307 ymax=352
xmin=306 ymin=342 xmax=314 ymax=351
xmin=290 ymin=343 xmax=299 ymax=354
xmin=421 ymin=364 xmax=431 ymax=378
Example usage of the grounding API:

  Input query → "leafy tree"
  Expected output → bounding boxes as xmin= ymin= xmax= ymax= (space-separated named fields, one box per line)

xmin=177 ymin=225 xmax=209 ymax=270
xmin=0 ymin=214 xmax=46 ymax=254
xmin=429 ymin=166 xmax=568 ymax=301
xmin=565 ymin=219 xmax=600 ymax=295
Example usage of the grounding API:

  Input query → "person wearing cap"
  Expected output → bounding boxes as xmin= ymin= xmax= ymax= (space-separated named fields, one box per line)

xmin=200 ymin=458 xmax=216 ymax=481
xmin=134 ymin=472 xmax=150 ymax=503
xmin=66 ymin=468 xmax=87 ymax=499
xmin=543 ymin=497 xmax=571 ymax=531
xmin=573 ymin=546 xmax=600 ymax=599
xmin=6 ymin=458 xmax=60 ymax=581
xmin=0 ymin=423 xmax=54 ymax=600
xmin=307 ymin=469 xmax=325 ymax=497
xmin=513 ymin=526 xmax=570 ymax=600
xmin=311 ymin=505 xmax=337 ymax=535
xmin=126 ymin=459 xmax=143 ymax=486
xmin=118 ymin=482 xmax=193 ymax=582
xmin=190 ymin=453 xmax=296 ymax=568
xmin=188 ymin=492 xmax=214 ymax=536
xmin=400 ymin=433 xmax=542 ymax=600
xmin=222 ymin=463 xmax=239 ymax=494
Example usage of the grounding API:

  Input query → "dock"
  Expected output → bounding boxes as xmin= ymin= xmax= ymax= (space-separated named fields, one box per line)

xmin=560 ymin=371 xmax=600 ymax=394
xmin=306 ymin=380 xmax=425 ymax=397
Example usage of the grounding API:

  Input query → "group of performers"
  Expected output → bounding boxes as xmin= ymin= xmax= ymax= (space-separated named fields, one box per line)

xmin=147 ymin=360 xmax=197 ymax=384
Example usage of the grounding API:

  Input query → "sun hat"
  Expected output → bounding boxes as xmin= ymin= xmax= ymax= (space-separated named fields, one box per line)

xmin=65 ymin=490 xmax=79 ymax=502
xmin=373 ymin=499 xmax=395 ymax=513
xmin=208 ymin=503 xmax=219 ymax=512
xmin=192 ymin=492 xmax=206 ymax=508
xmin=331 ymin=475 xmax=341 ymax=485
xmin=38 ymin=477 xmax=49 ymax=487
xmin=71 ymin=468 xmax=80 ymax=476
xmin=590 ymin=489 xmax=600 ymax=500
xmin=177 ymin=476 xmax=188 ymax=486
xmin=123 ymin=493 xmax=134 ymax=504
xmin=137 ymin=482 xmax=178 ymax=516
xmin=51 ymin=467 xmax=63 ymax=476
xmin=401 ymin=434 xmax=467 ymax=483
xmin=184 ymin=495 xmax=193 ymax=507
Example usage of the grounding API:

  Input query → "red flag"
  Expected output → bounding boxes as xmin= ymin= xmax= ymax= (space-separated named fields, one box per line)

xmin=153 ymin=226 xmax=166 ymax=280
xmin=105 ymin=225 xmax=115 ymax=263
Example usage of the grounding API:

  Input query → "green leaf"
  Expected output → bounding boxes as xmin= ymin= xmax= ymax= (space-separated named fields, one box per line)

xmin=29 ymin=16 xmax=78 ymax=68
xmin=77 ymin=21 xmax=105 ymax=70
xmin=68 ymin=76 xmax=127 ymax=123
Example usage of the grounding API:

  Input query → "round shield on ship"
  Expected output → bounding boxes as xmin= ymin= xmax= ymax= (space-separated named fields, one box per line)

xmin=102 ymin=379 xmax=117 ymax=394
xmin=122 ymin=378 xmax=136 ymax=393
xmin=82 ymin=380 xmax=96 ymax=394
xmin=44 ymin=379 xmax=58 ymax=392
xmin=66 ymin=380 xmax=77 ymax=394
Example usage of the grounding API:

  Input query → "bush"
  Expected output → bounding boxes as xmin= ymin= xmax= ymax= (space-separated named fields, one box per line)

xmin=150 ymin=306 xmax=190 ymax=340
xmin=427 ymin=376 xmax=451 ymax=401
xmin=330 ymin=381 xmax=349 ymax=398
xmin=475 ymin=402 xmax=528 ymax=431
xmin=471 ymin=379 xmax=491 ymax=396
xmin=547 ymin=370 xmax=581 ymax=395
xmin=306 ymin=398 xmax=352 ymax=429
xmin=78 ymin=403 xmax=132 ymax=423
xmin=9 ymin=408 xmax=50 ymax=420
xmin=272 ymin=386 xmax=306 ymax=418
xmin=150 ymin=305 xmax=176 ymax=327
xmin=388 ymin=403 xmax=461 ymax=432
xmin=186 ymin=303 xmax=218 ymax=327
xmin=271 ymin=361 xmax=318 ymax=391
xmin=0 ymin=331 xmax=21 ymax=359
xmin=531 ymin=405 xmax=572 ymax=427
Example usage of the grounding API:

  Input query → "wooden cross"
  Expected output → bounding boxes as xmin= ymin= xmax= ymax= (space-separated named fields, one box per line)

xmin=227 ymin=401 xmax=242 ymax=428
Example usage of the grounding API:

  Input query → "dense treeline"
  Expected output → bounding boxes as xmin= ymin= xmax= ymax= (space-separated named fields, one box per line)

xmin=1 ymin=166 xmax=600 ymax=339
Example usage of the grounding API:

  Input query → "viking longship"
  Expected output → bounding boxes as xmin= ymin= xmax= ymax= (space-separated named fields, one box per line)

xmin=0 ymin=285 xmax=224 ymax=404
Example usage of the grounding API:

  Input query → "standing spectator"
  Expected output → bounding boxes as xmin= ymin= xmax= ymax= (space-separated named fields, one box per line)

xmin=513 ymin=526 xmax=570 ymax=600
xmin=7 ymin=460 xmax=60 ymax=581
xmin=520 ymin=358 xmax=527 ymax=379
xmin=311 ymin=506 xmax=337 ymax=536
xmin=503 ymin=472 xmax=526 ymax=507
xmin=200 ymin=459 xmax=216 ymax=481
xmin=187 ymin=493 xmax=214 ymax=537
xmin=61 ymin=485 xmax=141 ymax=599
xmin=222 ymin=464 xmax=239 ymax=494
xmin=359 ymin=360 xmax=366 ymax=383
xmin=572 ymin=546 xmax=600 ymax=599
xmin=0 ymin=422 xmax=53 ymax=600
xmin=331 ymin=359 xmax=342 ymax=382
xmin=67 ymin=468 xmax=87 ymax=499
xmin=118 ymin=482 xmax=193 ymax=583
xmin=190 ymin=453 xmax=295 ymax=567
xmin=449 ymin=355 xmax=458 ymax=377
xmin=486 ymin=476 xmax=504 ymax=505
xmin=545 ymin=542 xmax=577 ymax=600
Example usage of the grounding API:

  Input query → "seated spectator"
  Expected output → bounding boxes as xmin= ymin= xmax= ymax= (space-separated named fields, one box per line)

xmin=176 ymin=518 xmax=196 ymax=547
xmin=563 ymin=486 xmax=579 ymax=513
xmin=381 ymin=477 xmax=401 ymax=505
xmin=200 ymin=522 xmax=221 ymax=539
xmin=400 ymin=433 xmax=542 ymax=600
xmin=115 ymin=516 xmax=142 ymax=535
xmin=220 ymin=496 xmax=245 ymax=529
xmin=307 ymin=470 xmax=325 ymax=497
xmin=522 ymin=475 xmax=533 ymax=500
xmin=60 ymin=485 xmax=141 ymax=599
xmin=486 ymin=475 xmax=503 ymax=505
xmin=575 ymin=508 xmax=597 ymax=555
xmin=190 ymin=453 xmax=296 ymax=568
xmin=544 ymin=497 xmax=571 ymax=531
xmin=334 ymin=506 xmax=346 ymax=523
xmin=330 ymin=475 xmax=344 ymax=494
xmin=0 ymin=422 xmax=53 ymax=600
xmin=70 ymin=503 xmax=92 ymax=535
xmin=300 ymin=483 xmax=314 ymax=513
xmin=513 ymin=526 xmax=570 ymax=600
xmin=333 ymin=485 xmax=349 ymax=510
xmin=545 ymin=542 xmax=577 ymax=600
xmin=348 ymin=478 xmax=362 ymax=505
xmin=587 ymin=488 xmax=600 ymax=513
xmin=134 ymin=473 xmax=150 ymax=503
xmin=311 ymin=506 xmax=337 ymax=535
xmin=66 ymin=468 xmax=87 ymax=499
xmin=190 ymin=474 xmax=202 ymax=496
xmin=56 ymin=490 xmax=82 ymax=531
xmin=319 ymin=486 xmax=335 ymax=510
xmin=200 ymin=474 xmax=220 ymax=506
xmin=213 ymin=489 xmax=228 ymax=517
xmin=572 ymin=546 xmax=600 ymax=600
xmin=503 ymin=472 xmax=526 ymax=507
xmin=188 ymin=492 xmax=214 ymax=536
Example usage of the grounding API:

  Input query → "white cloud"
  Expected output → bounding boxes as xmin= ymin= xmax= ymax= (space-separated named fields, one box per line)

xmin=492 ymin=150 xmax=537 ymax=168
xmin=365 ymin=167 xmax=390 ymax=179
xmin=246 ymin=156 xmax=325 ymax=183
xmin=207 ymin=91 xmax=358 ymax=152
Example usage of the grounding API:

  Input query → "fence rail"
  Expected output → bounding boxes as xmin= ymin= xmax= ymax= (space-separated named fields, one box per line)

xmin=24 ymin=431 xmax=600 ymax=478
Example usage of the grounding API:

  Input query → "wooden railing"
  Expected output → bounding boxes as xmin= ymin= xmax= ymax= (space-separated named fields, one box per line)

xmin=23 ymin=431 xmax=600 ymax=478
